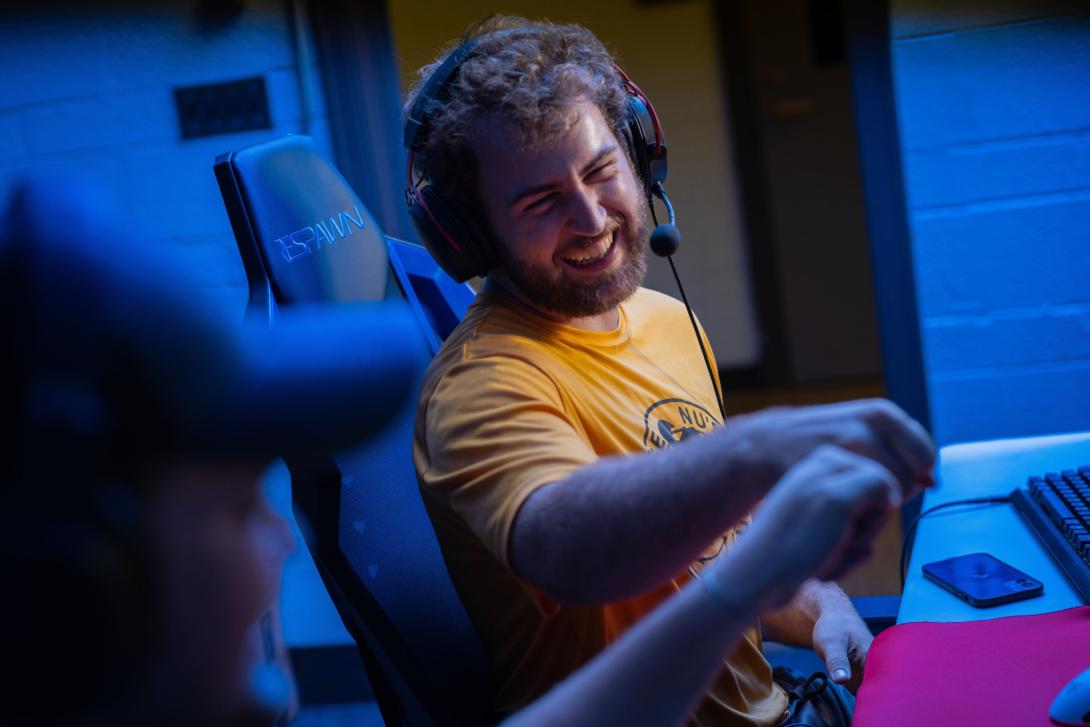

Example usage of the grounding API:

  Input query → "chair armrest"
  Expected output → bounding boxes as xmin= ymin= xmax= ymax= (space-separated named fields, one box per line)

xmin=850 ymin=594 xmax=900 ymax=635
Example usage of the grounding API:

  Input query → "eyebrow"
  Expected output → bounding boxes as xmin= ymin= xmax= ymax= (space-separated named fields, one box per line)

xmin=507 ymin=146 xmax=618 ymax=209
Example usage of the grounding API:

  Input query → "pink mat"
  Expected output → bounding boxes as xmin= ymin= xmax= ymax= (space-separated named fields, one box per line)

xmin=854 ymin=607 xmax=1090 ymax=726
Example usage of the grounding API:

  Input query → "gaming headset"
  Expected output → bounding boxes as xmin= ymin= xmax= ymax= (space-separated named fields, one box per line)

xmin=403 ymin=32 xmax=669 ymax=284
xmin=402 ymin=29 xmax=726 ymax=421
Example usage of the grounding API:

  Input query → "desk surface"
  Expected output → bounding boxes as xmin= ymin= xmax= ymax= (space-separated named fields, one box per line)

xmin=898 ymin=430 xmax=1090 ymax=624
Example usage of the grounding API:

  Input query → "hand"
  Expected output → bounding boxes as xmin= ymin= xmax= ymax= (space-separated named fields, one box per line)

xmin=811 ymin=603 xmax=873 ymax=694
xmin=731 ymin=398 xmax=936 ymax=505
xmin=706 ymin=445 xmax=902 ymax=612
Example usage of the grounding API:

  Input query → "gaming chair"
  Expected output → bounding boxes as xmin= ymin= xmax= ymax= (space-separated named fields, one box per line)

xmin=213 ymin=134 xmax=491 ymax=726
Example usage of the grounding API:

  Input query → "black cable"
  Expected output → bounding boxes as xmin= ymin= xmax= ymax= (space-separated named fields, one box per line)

xmin=898 ymin=496 xmax=1011 ymax=587
xmin=666 ymin=258 xmax=726 ymax=421
xmin=648 ymin=184 xmax=727 ymax=422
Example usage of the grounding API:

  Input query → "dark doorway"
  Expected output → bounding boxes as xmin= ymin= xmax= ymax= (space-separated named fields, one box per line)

xmin=716 ymin=0 xmax=882 ymax=387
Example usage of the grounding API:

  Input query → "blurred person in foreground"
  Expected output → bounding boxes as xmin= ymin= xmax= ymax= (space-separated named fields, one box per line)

xmin=2 ymin=178 xmax=428 ymax=726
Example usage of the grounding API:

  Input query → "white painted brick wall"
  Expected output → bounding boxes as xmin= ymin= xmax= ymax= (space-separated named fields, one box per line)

xmin=0 ymin=1 xmax=334 ymax=317
xmin=0 ymin=2 xmax=352 ymax=650
xmin=892 ymin=6 xmax=1090 ymax=444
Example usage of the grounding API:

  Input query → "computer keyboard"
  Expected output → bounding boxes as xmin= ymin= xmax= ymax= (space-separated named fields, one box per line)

xmin=1010 ymin=467 xmax=1090 ymax=604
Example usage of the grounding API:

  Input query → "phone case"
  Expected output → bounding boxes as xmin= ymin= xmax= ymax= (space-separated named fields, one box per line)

xmin=921 ymin=552 xmax=1043 ymax=607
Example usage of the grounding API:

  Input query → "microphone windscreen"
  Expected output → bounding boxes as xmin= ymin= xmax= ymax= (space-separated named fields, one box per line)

xmin=650 ymin=223 xmax=681 ymax=257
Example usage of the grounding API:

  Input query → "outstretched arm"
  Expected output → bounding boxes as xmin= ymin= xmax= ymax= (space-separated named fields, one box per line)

xmin=505 ymin=445 xmax=902 ymax=727
xmin=510 ymin=399 xmax=934 ymax=604
xmin=504 ymin=549 xmax=766 ymax=727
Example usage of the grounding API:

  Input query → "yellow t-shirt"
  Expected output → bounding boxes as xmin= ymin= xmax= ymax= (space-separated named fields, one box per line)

xmin=413 ymin=287 xmax=789 ymax=725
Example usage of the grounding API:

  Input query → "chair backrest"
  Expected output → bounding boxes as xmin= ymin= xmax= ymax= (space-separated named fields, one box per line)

xmin=386 ymin=236 xmax=476 ymax=354
xmin=215 ymin=134 xmax=388 ymax=310
xmin=214 ymin=135 xmax=492 ymax=725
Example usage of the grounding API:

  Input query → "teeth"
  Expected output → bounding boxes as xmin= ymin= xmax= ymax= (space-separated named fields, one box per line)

xmin=564 ymin=233 xmax=614 ymax=265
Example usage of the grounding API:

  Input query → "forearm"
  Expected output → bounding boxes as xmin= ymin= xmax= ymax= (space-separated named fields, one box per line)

xmin=509 ymin=417 xmax=774 ymax=603
xmin=503 ymin=556 xmax=766 ymax=727
xmin=505 ymin=444 xmax=903 ymax=726
xmin=761 ymin=579 xmax=852 ymax=646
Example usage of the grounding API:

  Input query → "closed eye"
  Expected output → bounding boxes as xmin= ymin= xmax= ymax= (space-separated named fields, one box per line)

xmin=521 ymin=161 xmax=617 ymax=216
xmin=586 ymin=160 xmax=616 ymax=182
xmin=508 ymin=146 xmax=620 ymax=214
xmin=523 ymin=192 xmax=558 ymax=215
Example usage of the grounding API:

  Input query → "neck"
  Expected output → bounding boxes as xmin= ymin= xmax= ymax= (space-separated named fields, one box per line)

xmin=486 ymin=275 xmax=620 ymax=333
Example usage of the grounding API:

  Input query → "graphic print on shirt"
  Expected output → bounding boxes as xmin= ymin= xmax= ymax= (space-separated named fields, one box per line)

xmin=642 ymin=397 xmax=722 ymax=450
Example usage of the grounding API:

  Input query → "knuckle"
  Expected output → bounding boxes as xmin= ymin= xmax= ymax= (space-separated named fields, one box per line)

xmin=851 ymin=454 xmax=886 ymax=478
xmin=813 ymin=443 xmax=845 ymax=461
xmin=865 ymin=398 xmax=898 ymax=424
xmin=810 ymin=444 xmax=857 ymax=474
xmin=870 ymin=397 xmax=897 ymax=412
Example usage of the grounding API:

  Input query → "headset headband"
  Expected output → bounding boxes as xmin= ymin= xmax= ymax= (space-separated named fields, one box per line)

xmin=404 ymin=36 xmax=487 ymax=152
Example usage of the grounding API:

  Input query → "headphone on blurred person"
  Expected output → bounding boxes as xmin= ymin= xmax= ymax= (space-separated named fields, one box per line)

xmin=403 ymin=33 xmax=669 ymax=283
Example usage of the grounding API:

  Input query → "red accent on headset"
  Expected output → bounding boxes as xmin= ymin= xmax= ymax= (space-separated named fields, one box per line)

xmin=614 ymin=65 xmax=664 ymax=156
xmin=406 ymin=149 xmax=463 ymax=253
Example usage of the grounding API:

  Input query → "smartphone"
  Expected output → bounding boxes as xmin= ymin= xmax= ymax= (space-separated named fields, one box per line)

xmin=922 ymin=552 xmax=1043 ymax=607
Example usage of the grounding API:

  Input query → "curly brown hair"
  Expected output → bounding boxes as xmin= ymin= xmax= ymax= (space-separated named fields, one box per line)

xmin=404 ymin=15 xmax=631 ymax=215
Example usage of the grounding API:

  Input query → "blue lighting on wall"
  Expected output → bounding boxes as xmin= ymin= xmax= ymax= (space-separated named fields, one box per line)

xmin=893 ymin=13 xmax=1090 ymax=445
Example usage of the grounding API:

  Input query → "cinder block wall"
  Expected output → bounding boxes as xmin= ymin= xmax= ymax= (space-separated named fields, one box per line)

xmin=0 ymin=2 xmax=332 ymax=317
xmin=891 ymin=4 xmax=1090 ymax=445
xmin=0 ymin=2 xmax=349 ymax=649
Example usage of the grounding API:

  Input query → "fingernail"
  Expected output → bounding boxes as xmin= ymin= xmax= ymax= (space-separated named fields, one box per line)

xmin=832 ymin=669 xmax=849 ymax=682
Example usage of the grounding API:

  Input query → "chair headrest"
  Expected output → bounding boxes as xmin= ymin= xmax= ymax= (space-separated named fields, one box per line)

xmin=215 ymin=135 xmax=388 ymax=304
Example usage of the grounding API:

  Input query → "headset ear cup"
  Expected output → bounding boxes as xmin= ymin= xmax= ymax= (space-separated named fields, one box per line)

xmin=621 ymin=100 xmax=648 ymax=195
xmin=623 ymin=94 xmax=667 ymax=195
xmin=407 ymin=190 xmax=470 ymax=281
xmin=409 ymin=185 xmax=498 ymax=283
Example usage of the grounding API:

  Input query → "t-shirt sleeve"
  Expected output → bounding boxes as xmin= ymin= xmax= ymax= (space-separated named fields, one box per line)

xmin=420 ymin=354 xmax=597 ymax=567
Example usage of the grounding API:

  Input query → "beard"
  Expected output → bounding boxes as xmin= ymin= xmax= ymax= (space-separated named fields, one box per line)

xmin=497 ymin=205 xmax=651 ymax=320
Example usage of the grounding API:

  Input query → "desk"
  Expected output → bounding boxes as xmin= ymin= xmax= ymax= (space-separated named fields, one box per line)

xmin=899 ymin=430 xmax=1090 ymax=624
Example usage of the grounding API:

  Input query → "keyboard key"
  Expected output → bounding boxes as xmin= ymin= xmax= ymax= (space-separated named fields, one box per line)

xmin=1042 ymin=489 xmax=1077 ymax=524
xmin=1014 ymin=471 xmax=1090 ymax=603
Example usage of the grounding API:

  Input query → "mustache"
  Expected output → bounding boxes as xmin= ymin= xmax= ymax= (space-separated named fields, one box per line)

xmin=564 ymin=217 xmax=624 ymax=251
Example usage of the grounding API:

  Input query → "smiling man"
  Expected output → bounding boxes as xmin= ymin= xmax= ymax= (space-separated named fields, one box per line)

xmin=477 ymin=97 xmax=649 ymax=330
xmin=409 ymin=16 xmax=935 ymax=725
